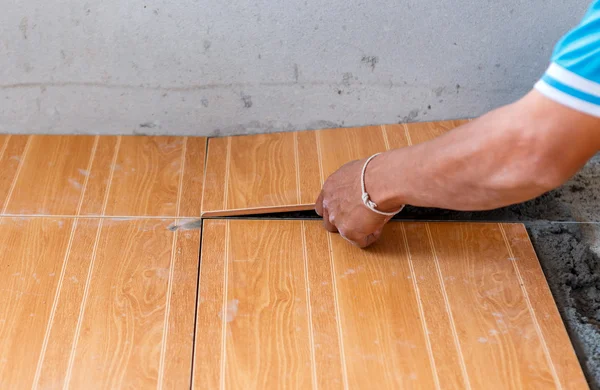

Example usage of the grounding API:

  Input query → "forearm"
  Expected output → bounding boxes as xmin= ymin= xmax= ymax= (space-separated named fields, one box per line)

xmin=368 ymin=90 xmax=600 ymax=211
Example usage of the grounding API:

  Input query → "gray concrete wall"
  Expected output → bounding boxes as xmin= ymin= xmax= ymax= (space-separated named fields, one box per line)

xmin=0 ymin=0 xmax=590 ymax=136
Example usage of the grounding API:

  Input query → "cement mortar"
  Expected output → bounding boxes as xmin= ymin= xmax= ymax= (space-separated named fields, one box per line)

xmin=527 ymin=222 xmax=600 ymax=389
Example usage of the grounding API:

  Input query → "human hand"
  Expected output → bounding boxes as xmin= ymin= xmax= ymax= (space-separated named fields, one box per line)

xmin=315 ymin=158 xmax=395 ymax=248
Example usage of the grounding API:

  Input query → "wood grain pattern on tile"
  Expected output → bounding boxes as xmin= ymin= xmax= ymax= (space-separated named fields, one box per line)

xmin=500 ymin=224 xmax=588 ymax=389
xmin=225 ymin=220 xmax=312 ymax=389
xmin=296 ymin=132 xmax=323 ymax=205
xmin=62 ymin=218 xmax=196 ymax=389
xmin=179 ymin=137 xmax=208 ymax=218
xmin=195 ymin=220 xmax=313 ymax=390
xmin=0 ymin=216 xmax=201 ymax=389
xmin=402 ymin=222 xmax=469 ymax=389
xmin=301 ymin=222 xmax=344 ymax=390
xmin=3 ymin=135 xmax=96 ymax=215
xmin=317 ymin=125 xmax=390 ymax=180
xmin=78 ymin=136 xmax=120 ymax=216
xmin=33 ymin=218 xmax=101 ymax=389
xmin=194 ymin=220 xmax=587 ymax=389
xmin=0 ymin=135 xmax=30 ymax=212
xmin=103 ymin=136 xmax=184 ymax=216
xmin=427 ymin=222 xmax=560 ymax=389
xmin=228 ymin=133 xmax=298 ymax=212
xmin=161 ymin=227 xmax=202 ymax=389
xmin=0 ymin=135 xmax=206 ymax=218
xmin=329 ymin=223 xmax=437 ymax=389
xmin=193 ymin=219 xmax=227 ymax=390
xmin=0 ymin=217 xmax=75 ymax=389
xmin=202 ymin=120 xmax=466 ymax=217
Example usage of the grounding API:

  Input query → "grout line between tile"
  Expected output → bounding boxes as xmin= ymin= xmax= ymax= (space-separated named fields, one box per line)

xmin=498 ymin=224 xmax=562 ymax=389
xmin=1 ymin=135 xmax=32 ymax=214
xmin=63 ymin=136 xmax=121 ymax=389
xmin=380 ymin=125 xmax=391 ymax=151
xmin=0 ymin=214 xmax=182 ymax=219
xmin=32 ymin=135 xmax=99 ymax=389
xmin=400 ymin=224 xmax=440 ymax=390
xmin=326 ymin=233 xmax=349 ymax=390
xmin=293 ymin=132 xmax=302 ymax=204
xmin=219 ymin=220 xmax=230 ymax=390
xmin=425 ymin=223 xmax=471 ymax=390
xmin=301 ymin=221 xmax=318 ymax=389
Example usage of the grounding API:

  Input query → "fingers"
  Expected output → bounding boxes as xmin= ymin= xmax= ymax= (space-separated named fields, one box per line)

xmin=339 ymin=227 xmax=384 ymax=248
xmin=315 ymin=190 xmax=324 ymax=217
xmin=322 ymin=208 xmax=338 ymax=233
xmin=317 ymin=190 xmax=337 ymax=233
xmin=362 ymin=229 xmax=383 ymax=248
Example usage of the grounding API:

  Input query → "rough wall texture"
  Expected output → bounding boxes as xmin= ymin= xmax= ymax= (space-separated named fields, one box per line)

xmin=0 ymin=0 xmax=590 ymax=136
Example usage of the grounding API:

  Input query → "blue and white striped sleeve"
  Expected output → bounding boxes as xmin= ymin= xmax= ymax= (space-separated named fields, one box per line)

xmin=534 ymin=1 xmax=600 ymax=117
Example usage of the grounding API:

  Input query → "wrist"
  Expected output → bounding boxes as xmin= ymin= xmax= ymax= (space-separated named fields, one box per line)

xmin=363 ymin=152 xmax=407 ymax=212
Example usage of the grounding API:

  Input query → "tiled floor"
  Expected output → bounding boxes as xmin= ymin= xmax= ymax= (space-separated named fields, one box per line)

xmin=194 ymin=220 xmax=586 ymax=389
xmin=0 ymin=125 xmax=588 ymax=389
xmin=0 ymin=135 xmax=206 ymax=388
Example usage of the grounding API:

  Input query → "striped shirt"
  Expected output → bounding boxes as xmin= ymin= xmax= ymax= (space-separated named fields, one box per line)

xmin=535 ymin=1 xmax=600 ymax=117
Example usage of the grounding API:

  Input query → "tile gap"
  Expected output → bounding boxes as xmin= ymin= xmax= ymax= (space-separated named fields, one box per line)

xmin=198 ymin=204 xmax=587 ymax=223
xmin=189 ymin=220 xmax=204 ymax=389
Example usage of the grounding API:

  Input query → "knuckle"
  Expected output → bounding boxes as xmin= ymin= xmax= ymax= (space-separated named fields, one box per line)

xmin=339 ymin=226 xmax=360 ymax=241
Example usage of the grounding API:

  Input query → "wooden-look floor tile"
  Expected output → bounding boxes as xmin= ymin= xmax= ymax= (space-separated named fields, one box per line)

xmin=0 ymin=217 xmax=75 ymax=389
xmin=301 ymin=222 xmax=344 ymax=390
xmin=0 ymin=135 xmax=206 ymax=218
xmin=500 ymin=224 xmax=589 ymax=389
xmin=0 ymin=217 xmax=200 ymax=389
xmin=162 ymin=227 xmax=202 ymax=389
xmin=103 ymin=136 xmax=185 ymax=217
xmin=329 ymin=223 xmax=437 ymax=389
xmin=194 ymin=220 xmax=313 ymax=390
xmin=317 ymin=125 xmax=392 ymax=180
xmin=180 ymin=136 xmax=208 ymax=218
xmin=226 ymin=133 xmax=298 ymax=212
xmin=195 ymin=220 xmax=586 ymax=389
xmin=0 ymin=136 xmax=30 ymax=210
xmin=2 ymin=135 xmax=97 ymax=215
xmin=202 ymin=120 xmax=468 ymax=217
xmin=78 ymin=136 xmax=120 ymax=216
xmin=427 ymin=222 xmax=581 ymax=389
xmin=31 ymin=218 xmax=101 ymax=389
xmin=402 ymin=222 xmax=469 ymax=388
xmin=193 ymin=219 xmax=227 ymax=390
xmin=61 ymin=218 xmax=198 ymax=388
